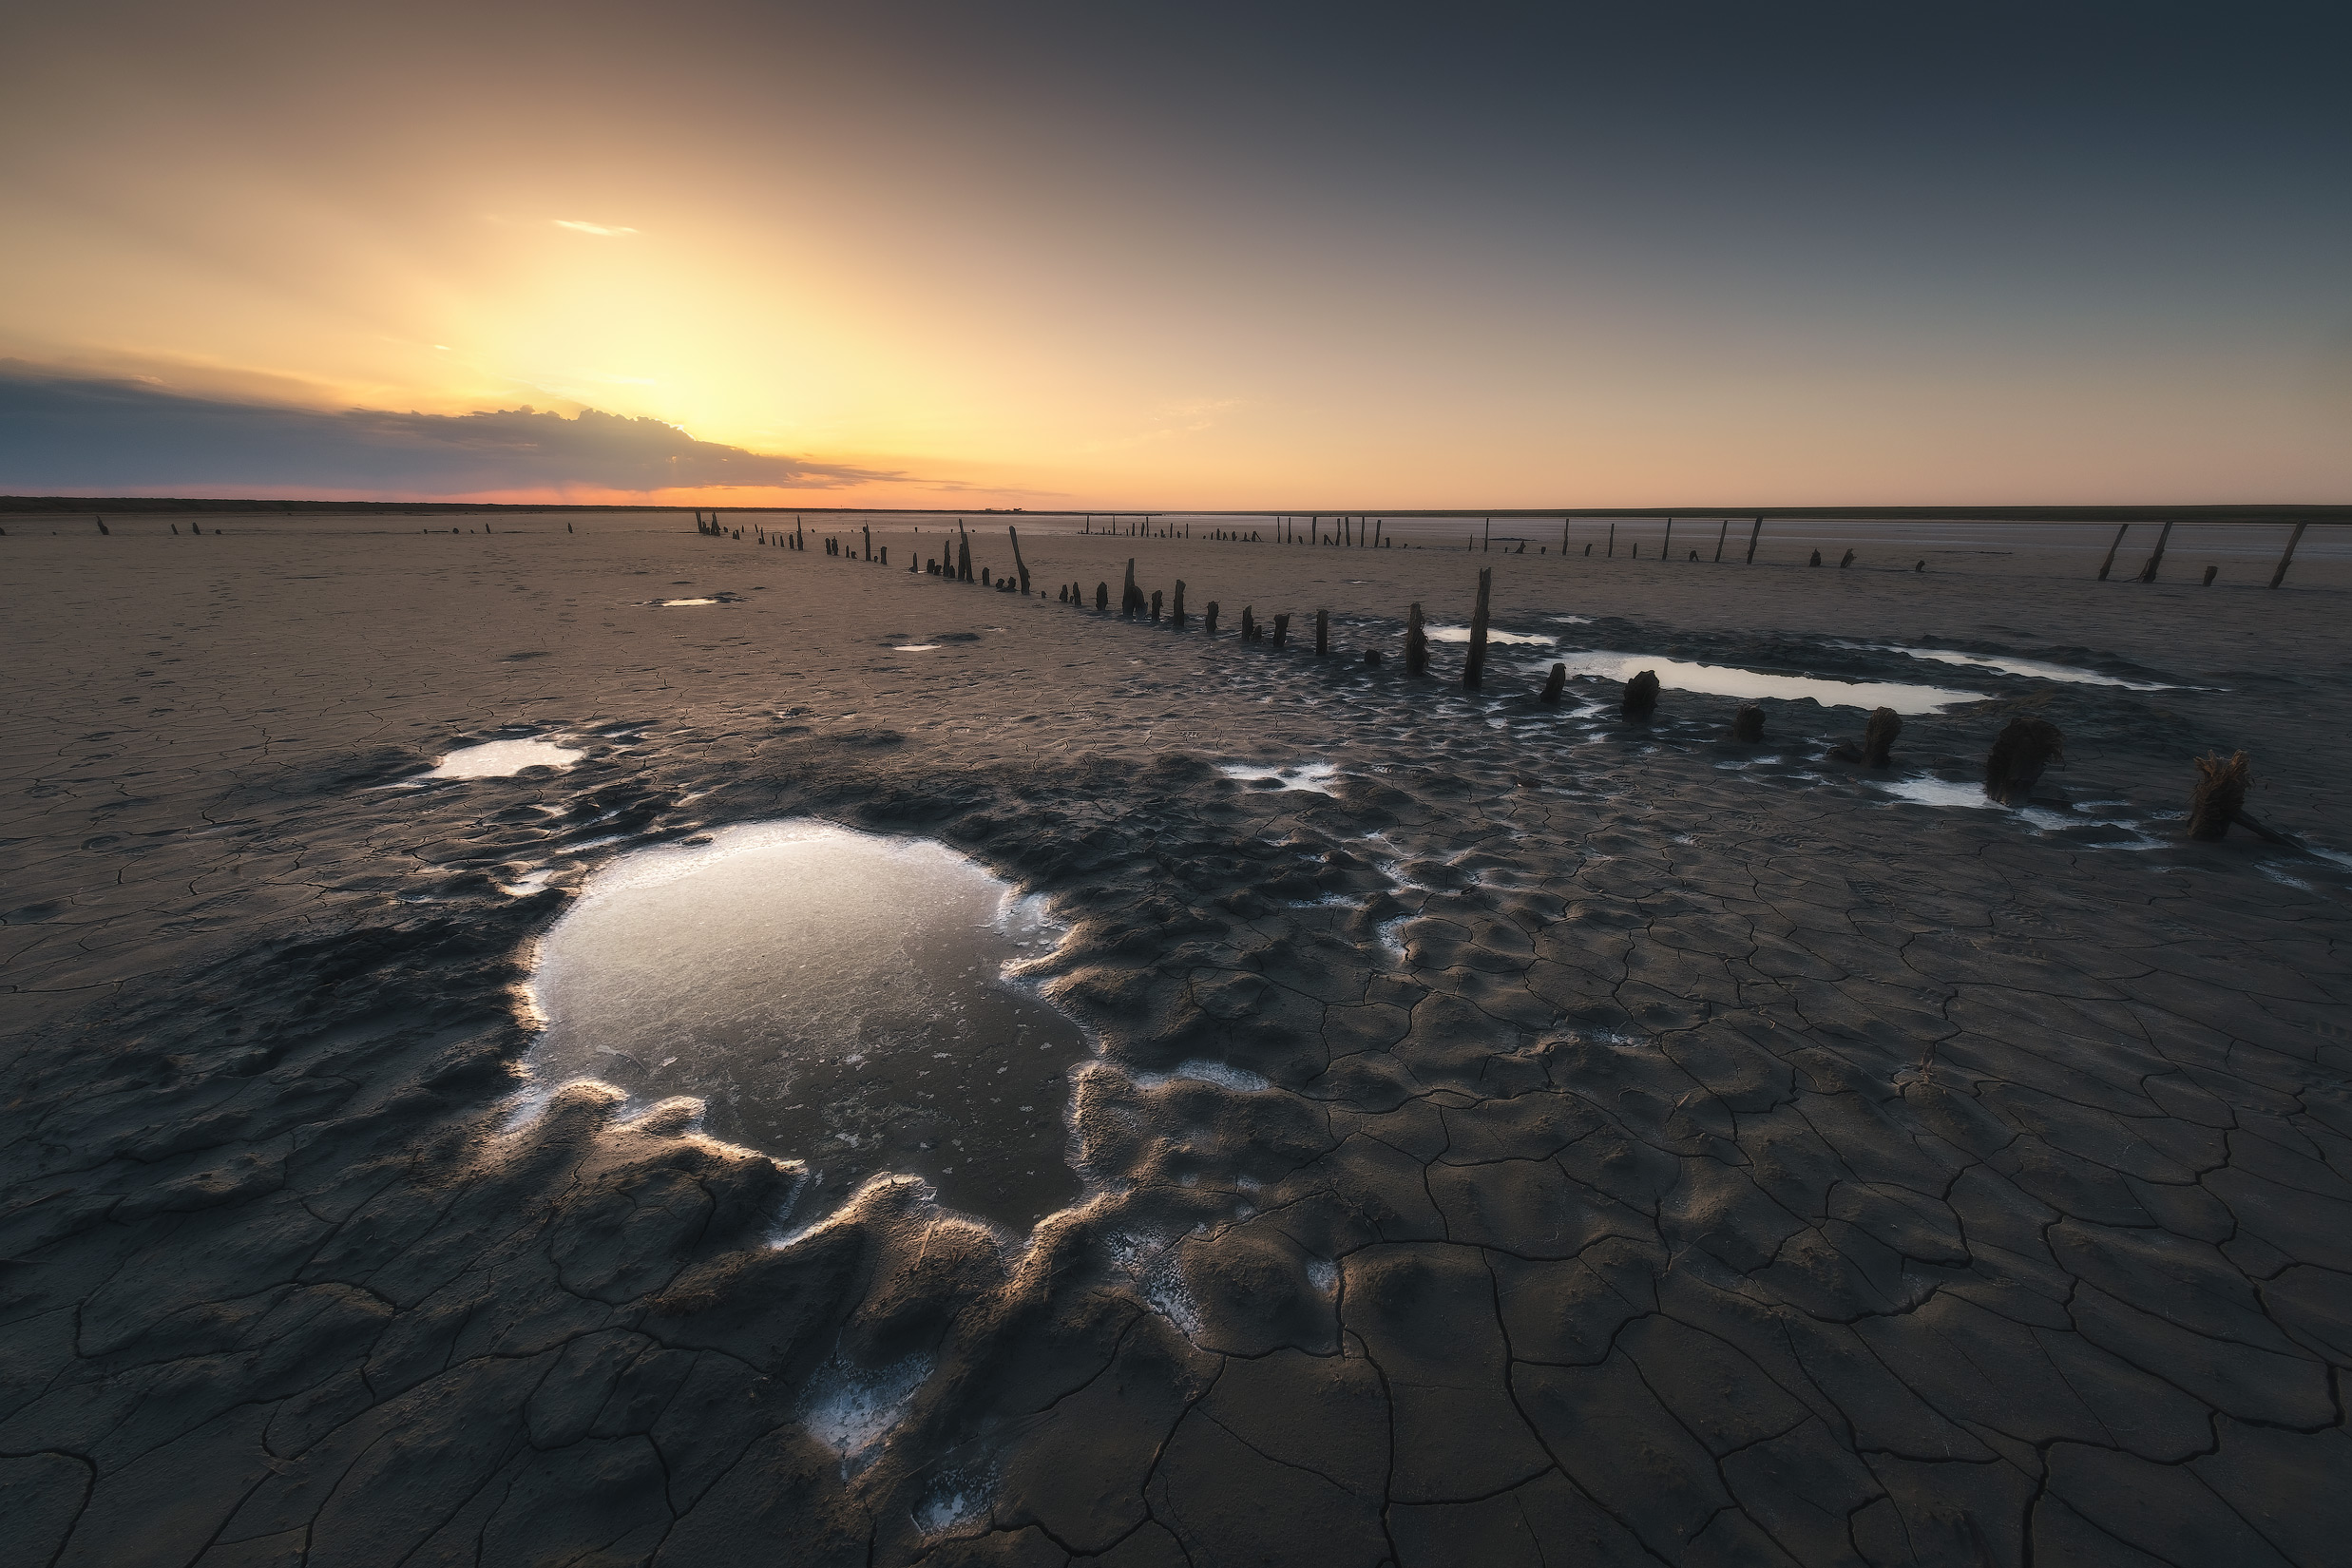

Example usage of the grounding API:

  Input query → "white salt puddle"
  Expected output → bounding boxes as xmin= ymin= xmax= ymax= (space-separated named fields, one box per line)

xmin=523 ymin=820 xmax=1083 ymax=1226
xmin=1124 ymin=1060 xmax=1272 ymax=1093
xmin=802 ymin=1350 xmax=932 ymax=1473
xmin=1878 ymin=646 xmax=2173 ymax=690
xmin=1874 ymin=776 xmax=1993 ymax=810
xmin=1218 ymin=761 xmax=1340 ymax=794
xmin=894 ymin=643 xmax=941 ymax=651
xmin=1426 ymin=624 xmax=1556 ymax=644
xmin=426 ymin=737 xmax=583 ymax=778
xmin=1534 ymin=652 xmax=1977 ymax=713
xmin=1871 ymin=777 xmax=2168 ymax=847
xmin=659 ymin=597 xmax=719 ymax=606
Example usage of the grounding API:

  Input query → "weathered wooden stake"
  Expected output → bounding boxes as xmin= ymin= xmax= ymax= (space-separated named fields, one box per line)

xmin=1405 ymin=602 xmax=1428 ymax=675
xmin=1005 ymin=526 xmax=1032 ymax=593
xmin=862 ymin=525 xmax=872 ymax=561
xmin=1272 ymin=613 xmax=1290 ymax=648
xmin=1560 ymin=516 xmax=1572 ymax=553
xmin=1745 ymin=517 xmax=1762 ymax=564
xmin=2269 ymin=522 xmax=2308 ymax=589
xmin=1809 ymin=550 xmax=1823 ymax=567
xmin=2137 ymin=520 xmax=2173 ymax=583
xmin=1315 ymin=608 xmax=1329 ymax=656
xmin=1607 ymin=523 xmax=1616 ymax=558
xmin=1204 ymin=602 xmax=1219 ymax=635
xmin=1621 ymin=670 xmax=1660 ymax=719
xmin=2202 ymin=564 xmax=2217 ymax=586
xmin=1463 ymin=567 xmax=1491 ymax=687
xmin=2095 ymin=523 xmax=2128 ymax=581
xmin=1732 ymin=703 xmax=1764 ymax=742
xmin=1096 ymin=582 xmax=1109 ymax=611
xmin=1150 ymin=589 xmax=1163 ymax=622
xmin=1662 ymin=517 xmax=1673 ymax=557
xmin=1840 ymin=548 xmax=1855 ymax=568
xmin=1171 ymin=580 xmax=1187 ymax=628
xmin=1539 ymin=662 xmax=1567 ymax=704
xmin=1241 ymin=606 xmax=1256 ymax=640
xmin=1713 ymin=519 xmax=1728 ymax=562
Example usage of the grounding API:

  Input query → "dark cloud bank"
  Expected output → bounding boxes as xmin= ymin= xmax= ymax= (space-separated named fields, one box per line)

xmin=0 ymin=363 xmax=891 ymax=494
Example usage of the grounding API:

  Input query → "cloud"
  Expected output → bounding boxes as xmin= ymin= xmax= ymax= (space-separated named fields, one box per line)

xmin=0 ymin=362 xmax=897 ymax=495
xmin=552 ymin=220 xmax=638 ymax=237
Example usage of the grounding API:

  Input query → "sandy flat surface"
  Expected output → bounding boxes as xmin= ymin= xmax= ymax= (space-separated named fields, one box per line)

xmin=4 ymin=511 xmax=2349 ymax=1567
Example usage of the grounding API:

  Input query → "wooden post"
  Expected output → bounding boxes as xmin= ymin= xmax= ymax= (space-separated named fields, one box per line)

xmin=1621 ymin=670 xmax=1659 ymax=718
xmin=1315 ymin=608 xmax=1329 ymax=656
xmin=1607 ymin=523 xmax=1616 ymax=558
xmin=1241 ymin=606 xmax=1255 ymax=640
xmin=1713 ymin=519 xmax=1728 ymax=562
xmin=957 ymin=530 xmax=973 ymax=582
xmin=1560 ymin=516 xmax=1571 ymax=554
xmin=2095 ymin=523 xmax=2128 ymax=581
xmin=1662 ymin=517 xmax=1673 ymax=557
xmin=1272 ymin=613 xmax=1290 ymax=647
xmin=2137 ymin=521 xmax=2173 ymax=583
xmin=2189 ymin=752 xmax=2250 ymax=839
xmin=1745 ymin=517 xmax=1762 ymax=564
xmin=1122 ymin=558 xmax=1138 ymax=617
xmin=1732 ymin=703 xmax=1764 ymax=742
xmin=1406 ymin=602 xmax=1428 ymax=676
xmin=1171 ymin=579 xmax=1187 ymax=628
xmin=1863 ymin=707 xmax=1901 ymax=767
xmin=862 ymin=525 xmax=871 ymax=561
xmin=1463 ymin=567 xmax=1491 ymax=687
xmin=1007 ymin=526 xmax=1031 ymax=594
xmin=1151 ymin=588 xmax=1163 ymax=622
xmin=1539 ymin=662 xmax=1566 ymax=703
xmin=1096 ymin=581 xmax=1109 ymax=611
xmin=2202 ymin=564 xmax=2217 ymax=586
xmin=1483 ymin=517 xmax=1491 ymax=553
xmin=1984 ymin=717 xmax=2064 ymax=805
xmin=1204 ymin=602 xmax=1219 ymax=635
xmin=2269 ymin=522 xmax=2309 ymax=589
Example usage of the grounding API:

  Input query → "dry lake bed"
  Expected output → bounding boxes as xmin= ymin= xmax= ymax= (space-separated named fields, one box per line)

xmin=4 ymin=511 xmax=2349 ymax=1567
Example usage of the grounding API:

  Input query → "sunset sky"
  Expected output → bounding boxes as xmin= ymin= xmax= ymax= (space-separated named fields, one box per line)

xmin=4 ymin=0 xmax=2346 ymax=508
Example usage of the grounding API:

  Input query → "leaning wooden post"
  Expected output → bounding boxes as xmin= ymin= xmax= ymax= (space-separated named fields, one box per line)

xmin=1315 ymin=608 xmax=1329 ymax=656
xmin=1405 ymin=602 xmax=1428 ymax=675
xmin=1713 ymin=519 xmax=1729 ymax=562
xmin=2095 ymin=523 xmax=2128 ymax=581
xmin=1745 ymin=517 xmax=1763 ymax=564
xmin=1607 ymin=523 xmax=1616 ymax=558
xmin=2137 ymin=520 xmax=2173 ymax=583
xmin=1007 ymin=526 xmax=1031 ymax=594
xmin=1539 ymin=662 xmax=1567 ymax=703
xmin=1662 ymin=517 xmax=1673 ymax=557
xmin=1463 ymin=567 xmax=1492 ymax=687
xmin=2268 ymin=522 xmax=2309 ymax=589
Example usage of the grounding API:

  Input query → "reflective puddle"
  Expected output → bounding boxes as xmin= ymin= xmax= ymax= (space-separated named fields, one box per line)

xmin=1425 ymin=624 xmax=1556 ymax=644
xmin=427 ymin=737 xmax=583 ymax=777
xmin=1877 ymin=645 xmax=2174 ymax=690
xmin=525 ymin=820 xmax=1083 ymax=1227
xmin=1217 ymin=761 xmax=1341 ymax=794
xmin=1530 ymin=652 xmax=1978 ymax=713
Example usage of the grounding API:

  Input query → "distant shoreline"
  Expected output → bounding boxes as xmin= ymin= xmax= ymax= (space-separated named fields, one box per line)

xmin=4 ymin=495 xmax=2347 ymax=523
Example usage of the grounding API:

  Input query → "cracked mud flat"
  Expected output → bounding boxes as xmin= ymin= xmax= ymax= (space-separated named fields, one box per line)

xmin=4 ymin=513 xmax=2350 ymax=1568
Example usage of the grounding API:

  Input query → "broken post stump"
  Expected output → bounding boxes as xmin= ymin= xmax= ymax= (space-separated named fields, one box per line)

xmin=1732 ymin=703 xmax=1765 ymax=743
xmin=1622 ymin=669 xmax=1660 ymax=719
xmin=1539 ymin=662 xmax=1567 ymax=704
xmin=1463 ymin=567 xmax=1491 ymax=687
xmin=1272 ymin=613 xmax=1291 ymax=648
xmin=1204 ymin=602 xmax=1218 ymax=635
xmin=1240 ymin=606 xmax=1256 ymax=640
xmin=1151 ymin=588 xmax=1163 ymax=622
xmin=1096 ymin=582 xmax=1109 ymax=611
xmin=1406 ymin=602 xmax=1428 ymax=676
xmin=2202 ymin=564 xmax=2217 ymax=586
xmin=1122 ymin=558 xmax=1139 ymax=616
xmin=1983 ymin=717 xmax=2065 ymax=805
xmin=2187 ymin=752 xmax=2250 ymax=840
xmin=1172 ymin=580 xmax=1187 ymax=628
xmin=1809 ymin=549 xmax=1823 ymax=566
xmin=1840 ymin=548 xmax=1855 ymax=568
xmin=1863 ymin=706 xmax=1901 ymax=767
xmin=1364 ymin=648 xmax=1382 ymax=666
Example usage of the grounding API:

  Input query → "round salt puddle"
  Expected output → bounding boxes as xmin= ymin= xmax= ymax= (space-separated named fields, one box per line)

xmin=427 ymin=737 xmax=583 ymax=778
xmin=524 ymin=821 xmax=1082 ymax=1227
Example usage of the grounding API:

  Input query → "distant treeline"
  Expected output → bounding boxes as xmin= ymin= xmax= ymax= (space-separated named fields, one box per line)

xmin=0 ymin=496 xmax=702 ymax=515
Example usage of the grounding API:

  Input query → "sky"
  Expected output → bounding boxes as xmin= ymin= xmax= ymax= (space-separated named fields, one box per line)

xmin=3 ymin=0 xmax=2346 ymax=508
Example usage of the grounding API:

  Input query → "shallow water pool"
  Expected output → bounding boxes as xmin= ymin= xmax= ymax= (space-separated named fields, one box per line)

xmin=427 ymin=737 xmax=583 ymax=777
xmin=1531 ymin=652 xmax=1979 ymax=714
xmin=525 ymin=820 xmax=1082 ymax=1227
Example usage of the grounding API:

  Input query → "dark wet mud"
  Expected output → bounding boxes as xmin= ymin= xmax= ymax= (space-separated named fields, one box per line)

xmin=3 ymin=517 xmax=2349 ymax=1568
